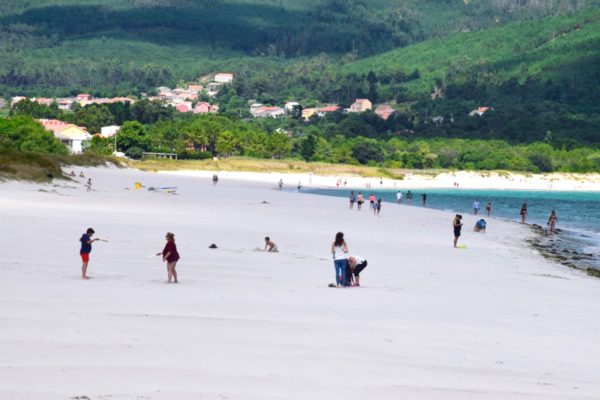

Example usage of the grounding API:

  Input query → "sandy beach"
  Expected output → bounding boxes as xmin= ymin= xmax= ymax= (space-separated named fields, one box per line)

xmin=1 ymin=166 xmax=600 ymax=400
xmin=158 ymin=169 xmax=600 ymax=191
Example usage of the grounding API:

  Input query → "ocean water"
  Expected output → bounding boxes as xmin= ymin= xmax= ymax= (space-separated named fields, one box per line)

xmin=303 ymin=187 xmax=600 ymax=270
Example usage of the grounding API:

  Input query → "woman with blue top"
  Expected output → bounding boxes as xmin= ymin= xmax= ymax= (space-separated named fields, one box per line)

xmin=331 ymin=232 xmax=349 ymax=287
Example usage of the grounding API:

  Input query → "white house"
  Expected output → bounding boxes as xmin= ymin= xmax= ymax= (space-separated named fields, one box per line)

xmin=38 ymin=119 xmax=91 ymax=154
xmin=469 ymin=106 xmax=493 ymax=117
xmin=348 ymin=98 xmax=372 ymax=113
xmin=101 ymin=125 xmax=120 ymax=138
xmin=284 ymin=101 xmax=300 ymax=113
xmin=214 ymin=73 xmax=234 ymax=84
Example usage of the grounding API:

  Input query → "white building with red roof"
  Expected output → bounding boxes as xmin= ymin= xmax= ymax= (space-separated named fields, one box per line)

xmin=37 ymin=119 xmax=91 ymax=153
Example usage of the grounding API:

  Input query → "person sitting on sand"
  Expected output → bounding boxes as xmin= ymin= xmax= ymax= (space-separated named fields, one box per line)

xmin=264 ymin=236 xmax=279 ymax=252
xmin=547 ymin=210 xmax=558 ymax=233
xmin=474 ymin=219 xmax=486 ymax=233
xmin=453 ymin=214 xmax=463 ymax=248
xmin=79 ymin=171 xmax=85 ymax=178
xmin=347 ymin=255 xmax=368 ymax=287
xmin=69 ymin=171 xmax=76 ymax=177
xmin=157 ymin=232 xmax=180 ymax=283
xmin=331 ymin=232 xmax=349 ymax=287
xmin=520 ymin=203 xmax=528 ymax=224
xmin=79 ymin=228 xmax=99 ymax=280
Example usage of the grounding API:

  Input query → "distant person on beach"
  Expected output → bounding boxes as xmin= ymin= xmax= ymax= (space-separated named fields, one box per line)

xmin=520 ymin=203 xmax=528 ymax=224
xmin=473 ymin=199 xmax=480 ymax=215
xmin=422 ymin=193 xmax=427 ymax=207
xmin=278 ymin=179 xmax=283 ymax=190
xmin=406 ymin=190 xmax=413 ymax=205
xmin=474 ymin=219 xmax=487 ymax=233
xmin=376 ymin=198 xmax=382 ymax=216
xmin=486 ymin=202 xmax=492 ymax=217
xmin=349 ymin=191 xmax=356 ymax=210
xmin=297 ymin=182 xmax=302 ymax=191
xmin=79 ymin=228 xmax=99 ymax=280
xmin=69 ymin=171 xmax=76 ymax=177
xmin=453 ymin=214 xmax=463 ymax=248
xmin=347 ymin=255 xmax=368 ymax=287
xmin=369 ymin=193 xmax=375 ymax=210
xmin=212 ymin=174 xmax=219 ymax=185
xmin=331 ymin=232 xmax=349 ymax=287
xmin=547 ymin=210 xmax=558 ymax=233
xmin=357 ymin=192 xmax=364 ymax=210
xmin=264 ymin=236 xmax=279 ymax=252
xmin=157 ymin=232 xmax=180 ymax=283
xmin=396 ymin=191 xmax=403 ymax=204
xmin=86 ymin=178 xmax=92 ymax=192
xmin=79 ymin=171 xmax=85 ymax=178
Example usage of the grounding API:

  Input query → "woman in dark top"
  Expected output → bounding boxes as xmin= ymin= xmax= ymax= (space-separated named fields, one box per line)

xmin=157 ymin=232 xmax=180 ymax=283
xmin=520 ymin=203 xmax=528 ymax=224
xmin=453 ymin=214 xmax=463 ymax=248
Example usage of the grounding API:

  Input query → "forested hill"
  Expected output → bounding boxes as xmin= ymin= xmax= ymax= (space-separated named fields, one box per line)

xmin=0 ymin=0 xmax=598 ymax=96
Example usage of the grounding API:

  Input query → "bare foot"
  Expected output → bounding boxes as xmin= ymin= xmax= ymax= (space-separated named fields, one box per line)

xmin=82 ymin=276 xmax=90 ymax=280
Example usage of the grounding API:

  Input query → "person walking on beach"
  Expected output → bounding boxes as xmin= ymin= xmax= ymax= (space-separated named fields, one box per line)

xmin=79 ymin=228 xmax=99 ymax=280
xmin=331 ymin=232 xmax=349 ymax=287
xmin=86 ymin=178 xmax=92 ymax=192
xmin=486 ymin=202 xmax=492 ymax=217
xmin=473 ymin=199 xmax=480 ymax=215
xmin=349 ymin=191 xmax=356 ymax=210
xmin=547 ymin=210 xmax=558 ymax=233
xmin=278 ymin=179 xmax=283 ymax=190
xmin=453 ymin=214 xmax=463 ymax=248
xmin=396 ymin=191 xmax=403 ymax=204
xmin=406 ymin=190 xmax=413 ymax=205
xmin=369 ymin=193 xmax=376 ymax=210
xmin=157 ymin=232 xmax=180 ymax=283
xmin=264 ymin=236 xmax=279 ymax=252
xmin=422 ymin=193 xmax=427 ymax=207
xmin=212 ymin=174 xmax=219 ymax=185
xmin=376 ymin=198 xmax=382 ymax=216
xmin=520 ymin=203 xmax=528 ymax=224
xmin=357 ymin=192 xmax=364 ymax=210
xmin=347 ymin=255 xmax=368 ymax=286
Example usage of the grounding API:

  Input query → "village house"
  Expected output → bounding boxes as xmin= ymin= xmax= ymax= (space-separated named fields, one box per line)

xmin=469 ymin=106 xmax=492 ymax=117
xmin=374 ymin=104 xmax=396 ymax=120
xmin=34 ymin=97 xmax=55 ymax=106
xmin=193 ymin=102 xmax=218 ymax=114
xmin=175 ymin=102 xmax=193 ymax=113
xmin=317 ymin=105 xmax=341 ymax=117
xmin=207 ymin=82 xmax=223 ymax=97
xmin=11 ymin=96 xmax=27 ymax=107
xmin=76 ymin=94 xmax=93 ymax=102
xmin=284 ymin=101 xmax=300 ymax=114
xmin=214 ymin=73 xmax=234 ymax=84
xmin=57 ymin=98 xmax=74 ymax=110
xmin=187 ymin=84 xmax=203 ymax=93
xmin=302 ymin=108 xmax=318 ymax=121
xmin=348 ymin=98 xmax=372 ymax=113
xmin=250 ymin=103 xmax=285 ymax=118
xmin=38 ymin=119 xmax=91 ymax=154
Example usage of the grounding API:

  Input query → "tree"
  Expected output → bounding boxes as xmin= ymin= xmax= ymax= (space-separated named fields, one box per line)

xmin=116 ymin=121 xmax=151 ymax=156
xmin=299 ymin=134 xmax=317 ymax=161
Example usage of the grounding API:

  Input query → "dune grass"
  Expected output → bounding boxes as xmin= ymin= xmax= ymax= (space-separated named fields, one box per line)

xmin=130 ymin=157 xmax=407 ymax=179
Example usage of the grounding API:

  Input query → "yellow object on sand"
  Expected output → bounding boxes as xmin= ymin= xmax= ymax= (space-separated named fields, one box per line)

xmin=459 ymin=244 xmax=467 ymax=249
xmin=135 ymin=182 xmax=141 ymax=189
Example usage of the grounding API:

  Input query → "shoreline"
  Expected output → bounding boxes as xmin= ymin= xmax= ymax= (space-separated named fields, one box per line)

xmin=157 ymin=168 xmax=600 ymax=191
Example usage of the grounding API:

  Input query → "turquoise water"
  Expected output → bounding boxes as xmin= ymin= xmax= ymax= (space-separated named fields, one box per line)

xmin=303 ymin=187 xmax=600 ymax=268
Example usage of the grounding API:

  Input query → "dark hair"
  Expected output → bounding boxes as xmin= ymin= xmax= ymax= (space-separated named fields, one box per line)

xmin=265 ymin=236 xmax=270 ymax=241
xmin=166 ymin=232 xmax=175 ymax=240
xmin=334 ymin=232 xmax=345 ymax=247
xmin=86 ymin=228 xmax=95 ymax=234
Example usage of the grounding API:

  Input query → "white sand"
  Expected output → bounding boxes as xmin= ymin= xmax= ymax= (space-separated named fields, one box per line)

xmin=160 ymin=169 xmax=600 ymax=191
xmin=1 ymin=166 xmax=599 ymax=400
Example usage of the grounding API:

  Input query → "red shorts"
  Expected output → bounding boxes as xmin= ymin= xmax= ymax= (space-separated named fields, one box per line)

xmin=80 ymin=253 xmax=90 ymax=262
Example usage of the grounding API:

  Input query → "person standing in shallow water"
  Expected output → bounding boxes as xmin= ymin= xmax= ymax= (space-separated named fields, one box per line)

xmin=349 ymin=191 xmax=356 ymax=210
xmin=157 ymin=232 xmax=180 ymax=283
xmin=357 ymin=192 xmax=364 ymax=210
xmin=486 ymin=202 xmax=492 ymax=217
xmin=520 ymin=203 xmax=528 ymax=224
xmin=547 ymin=210 xmax=558 ymax=233
xmin=331 ymin=232 xmax=349 ymax=287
